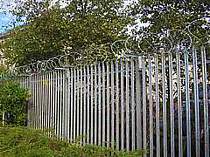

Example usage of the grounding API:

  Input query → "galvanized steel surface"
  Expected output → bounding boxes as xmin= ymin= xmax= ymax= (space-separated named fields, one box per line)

xmin=20 ymin=47 xmax=210 ymax=157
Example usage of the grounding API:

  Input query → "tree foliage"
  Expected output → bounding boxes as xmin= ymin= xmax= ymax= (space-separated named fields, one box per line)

xmin=130 ymin=0 xmax=210 ymax=44
xmin=0 ymin=0 xmax=133 ymax=66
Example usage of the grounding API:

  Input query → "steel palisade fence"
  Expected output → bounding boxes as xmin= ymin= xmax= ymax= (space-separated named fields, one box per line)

xmin=17 ymin=46 xmax=210 ymax=157
xmin=11 ymin=18 xmax=210 ymax=157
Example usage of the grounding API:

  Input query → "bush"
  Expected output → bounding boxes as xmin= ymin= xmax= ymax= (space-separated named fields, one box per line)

xmin=0 ymin=81 xmax=30 ymax=126
xmin=0 ymin=127 xmax=145 ymax=157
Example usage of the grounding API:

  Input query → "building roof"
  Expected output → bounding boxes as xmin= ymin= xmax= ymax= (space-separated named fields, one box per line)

xmin=0 ymin=32 xmax=9 ymax=40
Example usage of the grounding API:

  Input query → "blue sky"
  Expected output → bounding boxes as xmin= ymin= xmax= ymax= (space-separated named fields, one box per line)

xmin=0 ymin=0 xmax=19 ymax=33
xmin=0 ymin=12 xmax=16 ymax=33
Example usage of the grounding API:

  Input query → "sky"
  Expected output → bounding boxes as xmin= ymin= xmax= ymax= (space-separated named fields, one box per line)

xmin=0 ymin=12 xmax=16 ymax=33
xmin=0 ymin=0 xmax=17 ymax=33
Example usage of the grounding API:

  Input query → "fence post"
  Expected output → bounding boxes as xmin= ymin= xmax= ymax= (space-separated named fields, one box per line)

xmin=136 ymin=56 xmax=142 ymax=150
xmin=66 ymin=68 xmax=71 ymax=141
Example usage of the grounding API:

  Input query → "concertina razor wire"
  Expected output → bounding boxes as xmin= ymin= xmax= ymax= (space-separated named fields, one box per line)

xmin=10 ymin=17 xmax=210 ymax=76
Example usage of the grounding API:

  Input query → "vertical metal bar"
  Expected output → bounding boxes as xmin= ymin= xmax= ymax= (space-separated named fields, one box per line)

xmin=48 ymin=72 xmax=53 ymax=135
xmin=59 ymin=71 xmax=62 ymax=139
xmin=55 ymin=71 xmax=59 ymax=136
xmin=107 ymin=62 xmax=110 ymax=148
xmin=31 ymin=75 xmax=34 ymax=127
xmin=115 ymin=60 xmax=120 ymax=150
xmin=86 ymin=66 xmax=90 ymax=143
xmin=25 ymin=77 xmax=27 ymax=88
xmin=111 ymin=61 xmax=115 ymax=148
xmin=46 ymin=73 xmax=49 ymax=131
xmin=70 ymin=68 xmax=74 ymax=142
xmin=80 ymin=67 xmax=83 ymax=144
xmin=162 ymin=51 xmax=167 ymax=157
xmin=43 ymin=74 xmax=46 ymax=130
xmin=31 ymin=75 xmax=34 ymax=128
xmin=59 ymin=70 xmax=63 ymax=139
xmin=55 ymin=71 xmax=58 ymax=134
xmin=62 ymin=71 xmax=66 ymax=139
xmin=169 ymin=52 xmax=175 ymax=157
xmin=24 ymin=77 xmax=26 ymax=88
xmin=50 ymin=73 xmax=52 ymax=132
xmin=90 ymin=65 xmax=94 ymax=144
xmin=120 ymin=58 xmax=125 ymax=150
xmin=36 ymin=74 xmax=39 ymax=129
xmin=184 ymin=49 xmax=191 ymax=157
xmin=47 ymin=73 xmax=50 ymax=131
xmin=52 ymin=72 xmax=55 ymax=132
xmin=148 ymin=56 xmax=153 ymax=157
xmin=73 ymin=69 xmax=77 ymax=140
xmin=33 ymin=75 xmax=37 ymax=129
xmin=45 ymin=73 xmax=48 ymax=131
xmin=56 ymin=71 xmax=59 ymax=136
xmin=201 ymin=46 xmax=209 ymax=157
xmin=41 ymin=74 xmax=44 ymax=130
xmin=47 ymin=73 xmax=51 ymax=133
xmin=28 ymin=75 xmax=32 ymax=127
xmin=125 ymin=59 xmax=130 ymax=151
xmin=50 ymin=72 xmax=54 ymax=133
xmin=31 ymin=75 xmax=36 ymax=129
xmin=63 ymin=70 xmax=66 ymax=139
xmin=192 ymin=47 xmax=200 ymax=157
xmin=77 ymin=68 xmax=80 ymax=138
xmin=58 ymin=71 xmax=62 ymax=138
xmin=155 ymin=55 xmax=160 ymax=157
xmin=176 ymin=52 xmax=183 ymax=157
xmin=102 ymin=62 xmax=106 ymax=146
xmin=66 ymin=69 xmax=71 ymax=141
xmin=83 ymin=66 xmax=87 ymax=144
xmin=61 ymin=71 xmax=64 ymax=138
xmin=62 ymin=71 xmax=65 ymax=138
xmin=41 ymin=74 xmax=45 ymax=130
xmin=98 ymin=63 xmax=102 ymax=146
xmin=26 ymin=76 xmax=30 ymax=126
xmin=42 ymin=74 xmax=45 ymax=130
xmin=131 ymin=58 xmax=136 ymax=150
xmin=94 ymin=64 xmax=98 ymax=145
xmin=38 ymin=75 xmax=41 ymax=129
xmin=136 ymin=57 xmax=142 ymax=149
xmin=23 ymin=77 xmax=25 ymax=88
xmin=142 ymin=56 xmax=147 ymax=157
xmin=2 ymin=111 xmax=5 ymax=126
xmin=22 ymin=77 xmax=24 ymax=88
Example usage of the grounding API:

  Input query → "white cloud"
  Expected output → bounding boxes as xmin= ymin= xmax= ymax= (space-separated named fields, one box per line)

xmin=0 ymin=0 xmax=16 ymax=11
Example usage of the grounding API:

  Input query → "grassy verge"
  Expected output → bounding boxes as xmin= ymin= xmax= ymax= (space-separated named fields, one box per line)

xmin=0 ymin=127 xmax=145 ymax=157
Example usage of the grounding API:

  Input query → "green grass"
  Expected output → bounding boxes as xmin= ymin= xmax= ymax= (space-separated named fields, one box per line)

xmin=0 ymin=126 xmax=145 ymax=157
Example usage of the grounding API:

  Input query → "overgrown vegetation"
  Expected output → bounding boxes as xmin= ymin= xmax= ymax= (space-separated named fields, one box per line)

xmin=130 ymin=0 xmax=210 ymax=38
xmin=0 ymin=77 xmax=145 ymax=156
xmin=0 ymin=80 xmax=30 ymax=126
xmin=0 ymin=126 xmax=145 ymax=157
xmin=0 ymin=0 xmax=133 ymax=66
xmin=0 ymin=0 xmax=209 ymax=66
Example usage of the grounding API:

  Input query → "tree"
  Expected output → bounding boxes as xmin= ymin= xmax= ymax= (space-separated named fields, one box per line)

xmin=0 ymin=0 xmax=133 ymax=66
xmin=130 ymin=0 xmax=210 ymax=44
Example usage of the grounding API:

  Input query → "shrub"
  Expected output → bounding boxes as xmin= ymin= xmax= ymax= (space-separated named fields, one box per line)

xmin=0 ymin=81 xmax=30 ymax=126
xmin=0 ymin=126 xmax=145 ymax=157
